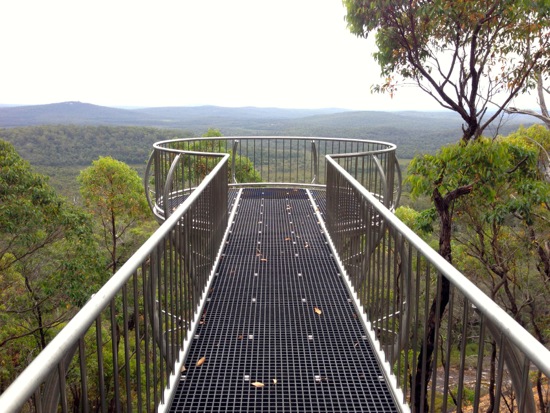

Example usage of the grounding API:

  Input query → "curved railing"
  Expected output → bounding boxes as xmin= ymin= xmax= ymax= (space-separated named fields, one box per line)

xmin=144 ymin=136 xmax=401 ymax=221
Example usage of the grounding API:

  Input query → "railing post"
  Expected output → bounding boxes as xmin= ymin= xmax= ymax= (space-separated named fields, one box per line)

xmin=311 ymin=140 xmax=318 ymax=184
xmin=144 ymin=151 xmax=156 ymax=214
xmin=163 ymin=154 xmax=182 ymax=219
xmin=232 ymin=139 xmax=239 ymax=184
xmin=393 ymin=155 xmax=402 ymax=208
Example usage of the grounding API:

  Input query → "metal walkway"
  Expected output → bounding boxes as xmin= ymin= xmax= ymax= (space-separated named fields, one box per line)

xmin=169 ymin=188 xmax=399 ymax=412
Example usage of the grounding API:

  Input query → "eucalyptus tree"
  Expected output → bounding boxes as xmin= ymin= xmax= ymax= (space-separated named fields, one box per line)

xmin=344 ymin=0 xmax=550 ymax=142
xmin=0 ymin=140 xmax=102 ymax=389
xmin=344 ymin=1 xmax=550 ymax=410
xmin=409 ymin=127 xmax=550 ymax=410
xmin=78 ymin=156 xmax=150 ymax=275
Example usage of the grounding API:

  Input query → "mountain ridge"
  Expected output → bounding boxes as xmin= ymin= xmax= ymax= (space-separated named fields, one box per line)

xmin=0 ymin=101 xmax=540 ymax=153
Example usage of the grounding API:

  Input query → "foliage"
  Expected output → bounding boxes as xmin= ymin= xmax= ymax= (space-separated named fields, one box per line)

xmin=344 ymin=0 xmax=550 ymax=141
xmin=344 ymin=2 xmax=550 ymax=406
xmin=406 ymin=125 xmax=550 ymax=410
xmin=0 ymin=125 xmax=194 ymax=199
xmin=185 ymin=128 xmax=263 ymax=184
xmin=79 ymin=157 xmax=151 ymax=274
xmin=0 ymin=140 xmax=103 ymax=389
xmin=0 ymin=124 xmax=193 ymax=167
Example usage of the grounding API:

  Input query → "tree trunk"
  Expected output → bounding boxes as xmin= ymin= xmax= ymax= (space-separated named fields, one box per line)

xmin=412 ymin=185 xmax=471 ymax=412
xmin=111 ymin=208 xmax=117 ymax=275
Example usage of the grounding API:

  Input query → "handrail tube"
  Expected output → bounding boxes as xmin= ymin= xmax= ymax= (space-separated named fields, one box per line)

xmin=144 ymin=151 xmax=156 ymax=213
xmin=370 ymin=155 xmax=388 ymax=207
xmin=0 ymin=154 xmax=230 ymax=413
xmin=163 ymin=153 xmax=182 ymax=219
xmin=325 ymin=155 xmax=550 ymax=378
xmin=153 ymin=136 xmax=397 ymax=155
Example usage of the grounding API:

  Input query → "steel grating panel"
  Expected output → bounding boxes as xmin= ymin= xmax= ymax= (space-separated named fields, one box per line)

xmin=169 ymin=188 xmax=399 ymax=412
xmin=228 ymin=188 xmax=240 ymax=210
xmin=309 ymin=189 xmax=327 ymax=219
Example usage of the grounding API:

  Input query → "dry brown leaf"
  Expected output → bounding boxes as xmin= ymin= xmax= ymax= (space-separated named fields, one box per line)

xmin=272 ymin=378 xmax=278 ymax=384
xmin=196 ymin=356 xmax=206 ymax=367
xmin=284 ymin=237 xmax=291 ymax=241
xmin=314 ymin=307 xmax=322 ymax=315
xmin=260 ymin=258 xmax=268 ymax=262
xmin=251 ymin=381 xmax=265 ymax=388
xmin=181 ymin=365 xmax=187 ymax=372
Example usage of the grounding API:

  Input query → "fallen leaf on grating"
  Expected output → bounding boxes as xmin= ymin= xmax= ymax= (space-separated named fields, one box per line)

xmin=284 ymin=237 xmax=291 ymax=241
xmin=260 ymin=258 xmax=268 ymax=262
xmin=251 ymin=382 xmax=265 ymax=388
xmin=196 ymin=356 xmax=206 ymax=367
xmin=181 ymin=365 xmax=186 ymax=372
xmin=272 ymin=378 xmax=278 ymax=384
xmin=314 ymin=307 xmax=322 ymax=315
xmin=304 ymin=242 xmax=309 ymax=248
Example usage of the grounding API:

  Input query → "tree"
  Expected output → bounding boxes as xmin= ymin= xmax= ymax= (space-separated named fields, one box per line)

xmin=182 ymin=128 xmax=262 ymax=183
xmin=0 ymin=140 xmax=102 ymax=389
xmin=457 ymin=129 xmax=550 ymax=411
xmin=201 ymin=128 xmax=262 ymax=183
xmin=344 ymin=0 xmax=550 ymax=142
xmin=408 ymin=129 xmax=550 ymax=411
xmin=79 ymin=157 xmax=150 ymax=275
xmin=344 ymin=3 xmax=550 ymax=409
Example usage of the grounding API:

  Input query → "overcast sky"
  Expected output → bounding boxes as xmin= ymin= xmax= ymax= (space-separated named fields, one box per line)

xmin=0 ymin=1 xmax=533 ymax=111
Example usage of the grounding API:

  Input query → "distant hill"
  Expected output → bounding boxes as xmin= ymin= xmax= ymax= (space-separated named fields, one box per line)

xmin=0 ymin=102 xmax=159 ymax=127
xmin=0 ymin=101 xmax=542 ymax=158
xmin=0 ymin=102 xmax=348 ymax=129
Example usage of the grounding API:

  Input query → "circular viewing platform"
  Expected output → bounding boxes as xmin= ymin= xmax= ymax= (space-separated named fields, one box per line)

xmin=144 ymin=136 xmax=401 ymax=222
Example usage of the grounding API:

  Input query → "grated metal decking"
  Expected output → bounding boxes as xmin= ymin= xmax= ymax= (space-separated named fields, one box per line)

xmin=170 ymin=188 xmax=399 ymax=412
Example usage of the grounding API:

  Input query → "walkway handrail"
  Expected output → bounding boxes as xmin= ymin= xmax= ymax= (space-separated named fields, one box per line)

xmin=0 ymin=154 xmax=230 ymax=413
xmin=325 ymin=155 xmax=550 ymax=412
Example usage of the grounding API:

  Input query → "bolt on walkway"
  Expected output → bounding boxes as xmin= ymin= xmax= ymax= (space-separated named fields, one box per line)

xmin=169 ymin=188 xmax=399 ymax=412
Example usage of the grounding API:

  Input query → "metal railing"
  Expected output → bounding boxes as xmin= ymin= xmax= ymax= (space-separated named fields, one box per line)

xmin=145 ymin=137 xmax=401 ymax=220
xmin=324 ymin=155 xmax=550 ymax=412
xmin=0 ymin=154 xmax=229 ymax=413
